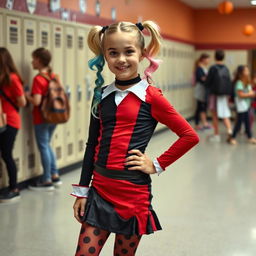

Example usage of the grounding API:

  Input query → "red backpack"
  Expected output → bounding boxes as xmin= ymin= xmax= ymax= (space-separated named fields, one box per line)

xmin=40 ymin=73 xmax=70 ymax=124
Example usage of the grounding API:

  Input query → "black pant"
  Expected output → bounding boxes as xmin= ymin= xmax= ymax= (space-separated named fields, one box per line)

xmin=0 ymin=125 xmax=18 ymax=190
xmin=232 ymin=111 xmax=252 ymax=139
xmin=194 ymin=100 xmax=207 ymax=125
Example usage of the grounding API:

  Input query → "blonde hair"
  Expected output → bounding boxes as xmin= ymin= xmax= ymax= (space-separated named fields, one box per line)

xmin=88 ymin=21 xmax=161 ymax=58
xmin=87 ymin=21 xmax=162 ymax=117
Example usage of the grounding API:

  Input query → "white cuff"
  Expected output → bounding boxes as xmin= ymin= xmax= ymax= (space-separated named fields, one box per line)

xmin=153 ymin=159 xmax=164 ymax=176
xmin=70 ymin=184 xmax=90 ymax=198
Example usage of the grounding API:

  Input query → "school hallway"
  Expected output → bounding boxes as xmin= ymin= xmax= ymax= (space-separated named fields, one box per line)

xmin=0 ymin=125 xmax=256 ymax=256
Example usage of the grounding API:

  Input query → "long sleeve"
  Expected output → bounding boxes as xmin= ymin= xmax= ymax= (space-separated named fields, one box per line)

xmin=196 ymin=67 xmax=206 ymax=85
xmin=78 ymin=112 xmax=100 ymax=186
xmin=151 ymin=89 xmax=199 ymax=170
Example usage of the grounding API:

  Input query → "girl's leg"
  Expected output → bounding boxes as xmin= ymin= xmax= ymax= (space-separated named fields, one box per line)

xmin=194 ymin=101 xmax=201 ymax=128
xmin=244 ymin=111 xmax=252 ymax=139
xmin=199 ymin=102 xmax=209 ymax=127
xmin=0 ymin=126 xmax=18 ymax=190
xmin=232 ymin=113 xmax=243 ymax=139
xmin=75 ymin=222 xmax=110 ymax=256
xmin=223 ymin=117 xmax=232 ymax=135
xmin=113 ymin=234 xmax=142 ymax=256
xmin=211 ymin=110 xmax=219 ymax=135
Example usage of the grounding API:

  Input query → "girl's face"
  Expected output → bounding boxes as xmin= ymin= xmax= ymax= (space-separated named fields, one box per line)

xmin=202 ymin=57 xmax=210 ymax=66
xmin=242 ymin=66 xmax=250 ymax=77
xmin=31 ymin=56 xmax=41 ymax=70
xmin=104 ymin=31 xmax=144 ymax=80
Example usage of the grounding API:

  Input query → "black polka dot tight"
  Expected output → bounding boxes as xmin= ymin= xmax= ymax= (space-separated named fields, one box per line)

xmin=113 ymin=233 xmax=142 ymax=256
xmin=75 ymin=222 xmax=142 ymax=256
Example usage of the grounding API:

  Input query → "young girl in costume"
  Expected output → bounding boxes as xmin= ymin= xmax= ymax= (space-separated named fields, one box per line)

xmin=71 ymin=21 xmax=199 ymax=256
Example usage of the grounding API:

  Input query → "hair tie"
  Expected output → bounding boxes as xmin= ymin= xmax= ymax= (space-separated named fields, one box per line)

xmin=101 ymin=26 xmax=109 ymax=33
xmin=135 ymin=22 xmax=144 ymax=31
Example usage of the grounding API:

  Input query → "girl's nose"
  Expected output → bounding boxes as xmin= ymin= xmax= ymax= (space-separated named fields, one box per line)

xmin=118 ymin=54 xmax=126 ymax=63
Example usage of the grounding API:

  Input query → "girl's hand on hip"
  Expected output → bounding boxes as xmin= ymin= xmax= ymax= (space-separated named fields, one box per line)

xmin=125 ymin=149 xmax=157 ymax=175
xmin=73 ymin=197 xmax=87 ymax=223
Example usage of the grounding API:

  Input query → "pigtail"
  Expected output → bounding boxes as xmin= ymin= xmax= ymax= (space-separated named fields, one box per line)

xmin=142 ymin=21 xmax=162 ymax=83
xmin=87 ymin=26 xmax=105 ymax=118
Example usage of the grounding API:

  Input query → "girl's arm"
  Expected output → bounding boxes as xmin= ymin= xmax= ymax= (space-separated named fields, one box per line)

xmin=16 ymin=95 xmax=26 ymax=107
xmin=151 ymin=88 xmax=199 ymax=171
xmin=71 ymin=112 xmax=100 ymax=198
xmin=237 ymin=90 xmax=255 ymax=99
xmin=25 ymin=93 xmax=42 ymax=106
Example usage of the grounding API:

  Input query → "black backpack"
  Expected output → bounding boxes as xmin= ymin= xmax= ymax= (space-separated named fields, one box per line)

xmin=211 ymin=65 xmax=232 ymax=96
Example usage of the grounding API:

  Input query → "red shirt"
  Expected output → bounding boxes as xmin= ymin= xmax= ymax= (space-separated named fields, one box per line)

xmin=0 ymin=73 xmax=24 ymax=129
xmin=31 ymin=74 xmax=50 ymax=125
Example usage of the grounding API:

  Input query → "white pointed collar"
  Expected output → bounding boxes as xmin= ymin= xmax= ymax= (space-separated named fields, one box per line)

xmin=101 ymin=79 xmax=149 ymax=102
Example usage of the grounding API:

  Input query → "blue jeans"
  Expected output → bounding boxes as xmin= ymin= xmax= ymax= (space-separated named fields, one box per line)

xmin=34 ymin=124 xmax=58 ymax=183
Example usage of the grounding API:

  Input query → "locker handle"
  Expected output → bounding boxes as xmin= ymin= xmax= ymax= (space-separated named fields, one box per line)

xmin=85 ymin=76 xmax=92 ymax=101
xmin=77 ymin=85 xmax=82 ymax=102
xmin=66 ymin=86 xmax=71 ymax=99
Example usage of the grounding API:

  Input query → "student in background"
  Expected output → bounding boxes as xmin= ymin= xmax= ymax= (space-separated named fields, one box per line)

xmin=193 ymin=53 xmax=211 ymax=131
xmin=0 ymin=47 xmax=26 ymax=202
xmin=229 ymin=65 xmax=256 ymax=145
xmin=26 ymin=47 xmax=61 ymax=191
xmin=205 ymin=50 xmax=233 ymax=142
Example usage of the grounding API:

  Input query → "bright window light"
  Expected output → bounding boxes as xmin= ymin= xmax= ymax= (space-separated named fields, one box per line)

xmin=251 ymin=0 xmax=256 ymax=5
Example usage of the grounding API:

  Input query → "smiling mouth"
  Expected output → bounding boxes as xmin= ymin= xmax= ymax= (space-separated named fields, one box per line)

xmin=116 ymin=65 xmax=130 ymax=71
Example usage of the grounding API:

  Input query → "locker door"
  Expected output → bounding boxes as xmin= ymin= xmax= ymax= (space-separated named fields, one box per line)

xmin=52 ymin=23 xmax=66 ymax=167
xmin=39 ymin=21 xmax=51 ymax=49
xmin=5 ymin=15 xmax=23 ymax=184
xmin=75 ymin=27 xmax=89 ymax=160
xmin=22 ymin=18 xmax=41 ymax=180
xmin=64 ymin=26 xmax=76 ymax=164
xmin=0 ymin=14 xmax=4 ymax=46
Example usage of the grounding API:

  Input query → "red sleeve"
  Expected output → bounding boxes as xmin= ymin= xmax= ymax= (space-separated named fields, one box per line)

xmin=32 ymin=75 xmax=48 ymax=95
xmin=150 ymin=88 xmax=199 ymax=170
xmin=10 ymin=73 xmax=24 ymax=98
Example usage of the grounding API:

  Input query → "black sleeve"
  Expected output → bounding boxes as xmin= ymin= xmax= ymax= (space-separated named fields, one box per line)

xmin=79 ymin=112 xmax=100 ymax=186
xmin=195 ymin=67 xmax=206 ymax=85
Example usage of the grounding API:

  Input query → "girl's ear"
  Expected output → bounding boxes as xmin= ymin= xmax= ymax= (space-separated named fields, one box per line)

xmin=139 ymin=48 xmax=147 ymax=62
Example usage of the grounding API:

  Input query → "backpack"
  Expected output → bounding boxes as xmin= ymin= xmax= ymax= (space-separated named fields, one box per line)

xmin=39 ymin=73 xmax=70 ymax=124
xmin=0 ymin=97 xmax=7 ymax=134
xmin=211 ymin=65 xmax=233 ymax=96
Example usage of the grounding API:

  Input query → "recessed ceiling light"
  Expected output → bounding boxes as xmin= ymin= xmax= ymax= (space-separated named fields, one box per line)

xmin=251 ymin=0 xmax=256 ymax=5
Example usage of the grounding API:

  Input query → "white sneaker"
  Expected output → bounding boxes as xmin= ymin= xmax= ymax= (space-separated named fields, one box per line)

xmin=209 ymin=135 xmax=221 ymax=142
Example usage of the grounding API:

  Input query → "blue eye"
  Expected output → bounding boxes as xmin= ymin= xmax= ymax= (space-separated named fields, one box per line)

xmin=109 ymin=51 xmax=118 ymax=56
xmin=126 ymin=50 xmax=135 ymax=55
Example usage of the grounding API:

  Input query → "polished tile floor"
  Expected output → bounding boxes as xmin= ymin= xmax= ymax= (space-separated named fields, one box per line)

xmin=1 ymin=124 xmax=256 ymax=256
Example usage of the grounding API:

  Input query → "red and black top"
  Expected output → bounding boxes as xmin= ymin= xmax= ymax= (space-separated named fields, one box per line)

xmin=79 ymin=80 xmax=199 ymax=186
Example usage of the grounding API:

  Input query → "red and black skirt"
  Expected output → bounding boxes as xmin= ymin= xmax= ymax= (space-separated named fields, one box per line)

xmin=81 ymin=165 xmax=162 ymax=236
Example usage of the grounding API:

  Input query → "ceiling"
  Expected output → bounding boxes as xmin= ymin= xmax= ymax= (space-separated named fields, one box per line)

xmin=180 ymin=0 xmax=254 ymax=9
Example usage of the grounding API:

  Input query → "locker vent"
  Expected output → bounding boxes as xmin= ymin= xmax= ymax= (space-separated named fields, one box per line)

xmin=68 ymin=143 xmax=73 ymax=156
xmin=26 ymin=29 xmax=34 ymax=45
xmin=56 ymin=146 xmax=62 ymax=160
xmin=41 ymin=31 xmax=48 ymax=46
xmin=67 ymin=35 xmax=73 ymax=48
xmin=10 ymin=27 xmax=18 ymax=44
xmin=28 ymin=153 xmax=35 ymax=169
xmin=78 ymin=36 xmax=84 ymax=49
xmin=55 ymin=33 xmax=61 ymax=48
xmin=79 ymin=140 xmax=84 ymax=152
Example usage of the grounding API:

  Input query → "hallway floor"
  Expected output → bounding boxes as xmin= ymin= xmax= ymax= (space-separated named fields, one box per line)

xmin=1 ymin=125 xmax=256 ymax=256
